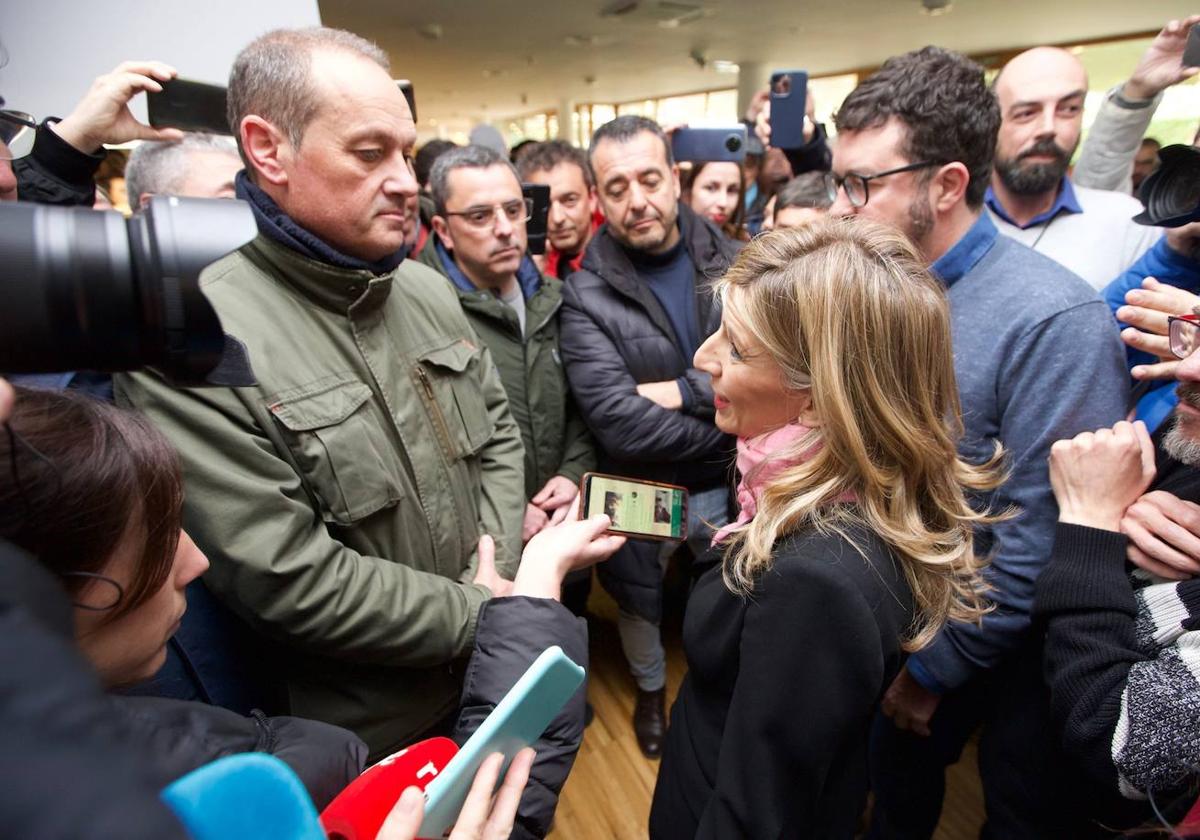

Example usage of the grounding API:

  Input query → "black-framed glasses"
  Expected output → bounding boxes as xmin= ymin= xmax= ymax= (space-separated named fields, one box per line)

xmin=443 ymin=197 xmax=534 ymax=230
xmin=823 ymin=161 xmax=945 ymax=208
xmin=1168 ymin=314 xmax=1200 ymax=359
xmin=0 ymin=110 xmax=36 ymax=161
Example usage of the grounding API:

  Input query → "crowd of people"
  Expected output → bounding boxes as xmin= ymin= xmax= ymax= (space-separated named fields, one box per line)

xmin=5 ymin=11 xmax=1200 ymax=840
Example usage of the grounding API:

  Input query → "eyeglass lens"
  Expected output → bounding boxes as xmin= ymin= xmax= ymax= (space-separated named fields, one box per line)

xmin=0 ymin=112 xmax=35 ymax=161
xmin=1171 ymin=318 xmax=1200 ymax=360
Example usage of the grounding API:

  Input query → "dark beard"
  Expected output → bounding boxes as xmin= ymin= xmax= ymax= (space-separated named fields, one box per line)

xmin=995 ymin=137 xmax=1073 ymax=196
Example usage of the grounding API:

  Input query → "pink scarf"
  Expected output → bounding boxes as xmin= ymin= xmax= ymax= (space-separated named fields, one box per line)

xmin=711 ymin=423 xmax=817 ymax=547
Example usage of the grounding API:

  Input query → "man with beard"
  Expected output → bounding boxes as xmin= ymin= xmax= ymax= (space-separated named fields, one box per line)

xmin=559 ymin=115 xmax=737 ymax=758
xmin=1034 ymin=328 xmax=1200 ymax=833
xmin=987 ymin=47 xmax=1161 ymax=290
xmin=825 ymin=46 xmax=1128 ymax=838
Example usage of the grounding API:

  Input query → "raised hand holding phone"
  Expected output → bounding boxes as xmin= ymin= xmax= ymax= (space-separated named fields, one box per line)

xmin=417 ymin=647 xmax=584 ymax=839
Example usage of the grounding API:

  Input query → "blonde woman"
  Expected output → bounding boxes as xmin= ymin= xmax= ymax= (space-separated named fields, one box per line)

xmin=648 ymin=218 xmax=1002 ymax=838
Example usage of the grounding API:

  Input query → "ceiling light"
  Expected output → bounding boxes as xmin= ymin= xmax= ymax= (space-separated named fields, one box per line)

xmin=920 ymin=0 xmax=953 ymax=15
xmin=417 ymin=23 xmax=443 ymax=40
xmin=711 ymin=60 xmax=739 ymax=74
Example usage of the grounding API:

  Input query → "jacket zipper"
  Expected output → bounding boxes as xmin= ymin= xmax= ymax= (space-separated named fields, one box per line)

xmin=415 ymin=365 xmax=456 ymax=458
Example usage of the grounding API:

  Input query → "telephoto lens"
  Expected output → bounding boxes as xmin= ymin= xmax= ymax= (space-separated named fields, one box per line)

xmin=1134 ymin=144 xmax=1200 ymax=228
xmin=0 ymin=196 xmax=257 ymax=386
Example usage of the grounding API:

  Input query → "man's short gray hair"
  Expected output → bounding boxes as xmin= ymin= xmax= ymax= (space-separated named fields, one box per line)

xmin=429 ymin=145 xmax=521 ymax=217
xmin=124 ymin=133 xmax=239 ymax=206
xmin=226 ymin=26 xmax=390 ymax=166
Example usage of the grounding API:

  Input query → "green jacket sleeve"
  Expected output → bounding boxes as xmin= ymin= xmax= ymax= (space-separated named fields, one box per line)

xmin=471 ymin=341 xmax=526 ymax=577
xmin=554 ymin=394 xmax=597 ymax=486
xmin=115 ymin=371 xmax=492 ymax=668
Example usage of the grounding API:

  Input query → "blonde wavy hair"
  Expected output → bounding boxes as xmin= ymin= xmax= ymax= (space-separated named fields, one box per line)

xmin=716 ymin=217 xmax=1005 ymax=651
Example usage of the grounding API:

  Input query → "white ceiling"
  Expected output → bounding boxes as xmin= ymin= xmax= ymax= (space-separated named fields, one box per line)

xmin=319 ymin=0 xmax=1198 ymax=134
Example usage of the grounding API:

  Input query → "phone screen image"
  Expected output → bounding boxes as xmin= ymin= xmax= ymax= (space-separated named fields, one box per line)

xmin=584 ymin=475 xmax=686 ymax=539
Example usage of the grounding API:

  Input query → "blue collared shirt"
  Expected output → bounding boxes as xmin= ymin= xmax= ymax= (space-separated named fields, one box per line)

xmin=984 ymin=177 xmax=1083 ymax=230
xmin=434 ymin=239 xmax=542 ymax=300
xmin=930 ymin=212 xmax=1000 ymax=290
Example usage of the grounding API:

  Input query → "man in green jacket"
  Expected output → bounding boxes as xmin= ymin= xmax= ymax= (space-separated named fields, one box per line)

xmin=418 ymin=145 xmax=596 ymax=544
xmin=115 ymin=27 xmax=526 ymax=760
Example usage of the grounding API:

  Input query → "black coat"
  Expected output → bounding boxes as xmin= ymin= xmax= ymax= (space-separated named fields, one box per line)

xmin=14 ymin=120 xmax=103 ymax=206
xmin=561 ymin=204 xmax=738 ymax=620
xmin=0 ymin=541 xmax=191 ymax=839
xmin=649 ymin=522 xmax=915 ymax=839
xmin=453 ymin=596 xmax=590 ymax=839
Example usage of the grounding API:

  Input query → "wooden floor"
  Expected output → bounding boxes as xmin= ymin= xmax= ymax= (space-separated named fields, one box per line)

xmin=549 ymin=573 xmax=985 ymax=840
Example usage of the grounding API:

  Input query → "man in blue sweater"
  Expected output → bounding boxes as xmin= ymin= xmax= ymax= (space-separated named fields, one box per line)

xmin=826 ymin=47 xmax=1129 ymax=838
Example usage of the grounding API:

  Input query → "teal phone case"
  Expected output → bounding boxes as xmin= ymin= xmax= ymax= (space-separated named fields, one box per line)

xmin=417 ymin=646 xmax=585 ymax=838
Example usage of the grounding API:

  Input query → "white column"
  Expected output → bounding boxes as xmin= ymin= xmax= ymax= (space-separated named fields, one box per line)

xmin=557 ymin=97 xmax=576 ymax=143
xmin=736 ymin=62 xmax=771 ymax=122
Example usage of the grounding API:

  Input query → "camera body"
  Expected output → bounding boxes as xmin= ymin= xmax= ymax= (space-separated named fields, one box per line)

xmin=1135 ymin=144 xmax=1200 ymax=229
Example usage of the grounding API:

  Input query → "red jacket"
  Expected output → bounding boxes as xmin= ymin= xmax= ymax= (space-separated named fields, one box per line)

xmin=544 ymin=208 xmax=604 ymax=279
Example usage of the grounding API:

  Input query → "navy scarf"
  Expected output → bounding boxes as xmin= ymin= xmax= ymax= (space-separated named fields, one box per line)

xmin=234 ymin=170 xmax=407 ymax=274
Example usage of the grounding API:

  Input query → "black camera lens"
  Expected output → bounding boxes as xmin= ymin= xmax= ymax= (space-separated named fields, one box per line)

xmin=1135 ymin=144 xmax=1200 ymax=228
xmin=0 ymin=196 xmax=257 ymax=386
xmin=724 ymin=133 xmax=743 ymax=154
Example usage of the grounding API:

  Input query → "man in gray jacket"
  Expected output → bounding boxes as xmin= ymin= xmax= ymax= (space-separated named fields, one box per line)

xmin=1074 ymin=15 xmax=1200 ymax=196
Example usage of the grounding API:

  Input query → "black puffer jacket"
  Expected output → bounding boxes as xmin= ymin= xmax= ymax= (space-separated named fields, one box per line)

xmin=560 ymin=203 xmax=736 ymax=490
xmin=560 ymin=204 xmax=737 ymax=620
xmin=453 ymin=596 xmax=589 ymax=839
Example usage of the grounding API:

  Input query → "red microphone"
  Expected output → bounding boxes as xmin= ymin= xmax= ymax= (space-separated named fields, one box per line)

xmin=320 ymin=736 xmax=458 ymax=840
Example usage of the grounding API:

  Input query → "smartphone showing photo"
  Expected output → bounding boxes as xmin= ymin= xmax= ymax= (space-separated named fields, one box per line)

xmin=580 ymin=472 xmax=688 ymax=541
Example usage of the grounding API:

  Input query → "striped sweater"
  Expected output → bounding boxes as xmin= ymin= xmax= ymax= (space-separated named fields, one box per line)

xmin=1036 ymin=523 xmax=1200 ymax=801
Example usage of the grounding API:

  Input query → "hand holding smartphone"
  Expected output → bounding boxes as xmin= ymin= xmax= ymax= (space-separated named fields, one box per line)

xmin=769 ymin=69 xmax=809 ymax=150
xmin=146 ymin=78 xmax=231 ymax=135
xmin=579 ymin=472 xmax=688 ymax=541
xmin=417 ymin=647 xmax=585 ymax=839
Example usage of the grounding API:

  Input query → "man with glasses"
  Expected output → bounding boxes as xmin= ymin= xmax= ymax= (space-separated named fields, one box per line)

xmin=116 ymin=27 xmax=526 ymax=763
xmin=559 ymin=115 xmax=736 ymax=759
xmin=1033 ymin=315 xmax=1200 ymax=834
xmin=825 ymin=47 xmax=1128 ymax=839
xmin=417 ymin=144 xmax=595 ymax=545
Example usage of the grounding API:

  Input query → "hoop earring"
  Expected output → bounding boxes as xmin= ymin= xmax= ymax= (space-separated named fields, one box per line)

xmin=62 ymin=571 xmax=125 ymax=612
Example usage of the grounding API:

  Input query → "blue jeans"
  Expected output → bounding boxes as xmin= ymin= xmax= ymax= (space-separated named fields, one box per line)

xmin=617 ymin=485 xmax=729 ymax=692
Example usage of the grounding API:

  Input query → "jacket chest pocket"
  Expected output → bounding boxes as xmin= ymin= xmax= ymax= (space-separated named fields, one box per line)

xmin=414 ymin=340 xmax=495 ymax=461
xmin=268 ymin=377 xmax=405 ymax=525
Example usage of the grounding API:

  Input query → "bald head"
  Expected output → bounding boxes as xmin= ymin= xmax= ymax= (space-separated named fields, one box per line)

xmin=994 ymin=47 xmax=1088 ymax=107
xmin=992 ymin=46 xmax=1088 ymax=199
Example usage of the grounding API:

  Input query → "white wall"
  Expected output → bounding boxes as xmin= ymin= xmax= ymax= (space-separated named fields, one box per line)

xmin=0 ymin=0 xmax=321 ymax=123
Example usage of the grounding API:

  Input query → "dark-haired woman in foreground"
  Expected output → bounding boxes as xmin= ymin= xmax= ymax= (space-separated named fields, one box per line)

xmin=0 ymin=386 xmax=622 ymax=834
xmin=649 ymin=219 xmax=1003 ymax=838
